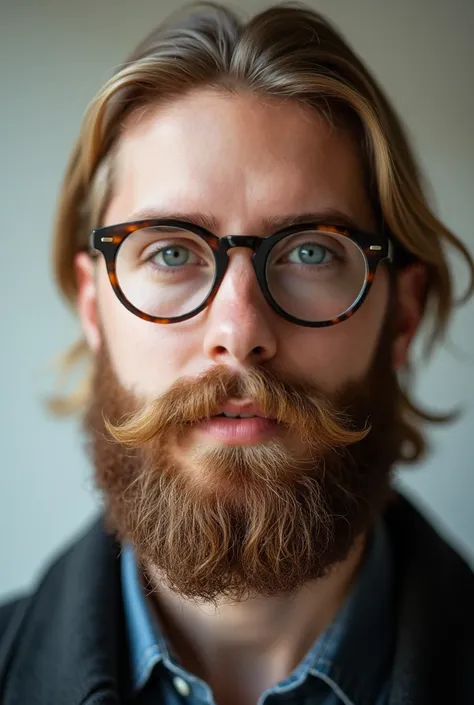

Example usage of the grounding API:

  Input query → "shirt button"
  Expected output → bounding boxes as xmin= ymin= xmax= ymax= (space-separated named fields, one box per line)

xmin=173 ymin=676 xmax=191 ymax=697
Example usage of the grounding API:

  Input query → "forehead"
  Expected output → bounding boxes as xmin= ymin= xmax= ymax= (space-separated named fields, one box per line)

xmin=104 ymin=89 xmax=374 ymax=232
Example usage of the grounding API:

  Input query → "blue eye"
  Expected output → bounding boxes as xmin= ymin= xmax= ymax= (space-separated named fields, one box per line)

xmin=153 ymin=246 xmax=193 ymax=267
xmin=288 ymin=243 xmax=333 ymax=265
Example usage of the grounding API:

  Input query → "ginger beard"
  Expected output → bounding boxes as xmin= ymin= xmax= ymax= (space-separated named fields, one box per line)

xmin=84 ymin=315 xmax=401 ymax=602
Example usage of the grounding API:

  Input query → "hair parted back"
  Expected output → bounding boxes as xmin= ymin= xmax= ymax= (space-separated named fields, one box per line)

xmin=51 ymin=1 xmax=473 ymax=463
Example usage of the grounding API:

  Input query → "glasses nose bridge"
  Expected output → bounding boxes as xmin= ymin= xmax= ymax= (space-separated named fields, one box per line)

xmin=221 ymin=235 xmax=263 ymax=254
xmin=214 ymin=234 xmax=267 ymax=305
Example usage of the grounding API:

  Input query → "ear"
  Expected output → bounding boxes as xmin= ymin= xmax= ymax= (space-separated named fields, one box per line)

xmin=392 ymin=262 xmax=427 ymax=370
xmin=75 ymin=252 xmax=101 ymax=353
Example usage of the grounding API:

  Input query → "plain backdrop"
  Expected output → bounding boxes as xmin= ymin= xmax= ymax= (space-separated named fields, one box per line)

xmin=1 ymin=0 xmax=473 ymax=600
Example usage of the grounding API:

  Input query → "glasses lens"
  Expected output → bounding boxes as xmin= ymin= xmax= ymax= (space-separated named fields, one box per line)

xmin=116 ymin=226 xmax=216 ymax=318
xmin=266 ymin=230 xmax=367 ymax=322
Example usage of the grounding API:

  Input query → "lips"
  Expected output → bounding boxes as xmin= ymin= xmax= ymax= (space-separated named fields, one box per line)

xmin=188 ymin=400 xmax=279 ymax=443
xmin=196 ymin=414 xmax=280 ymax=444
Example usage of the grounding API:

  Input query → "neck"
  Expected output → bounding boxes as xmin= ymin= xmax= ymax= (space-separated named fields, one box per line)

xmin=145 ymin=533 xmax=367 ymax=705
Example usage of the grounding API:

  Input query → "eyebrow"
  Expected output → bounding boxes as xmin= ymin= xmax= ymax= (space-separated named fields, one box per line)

xmin=125 ymin=207 xmax=369 ymax=234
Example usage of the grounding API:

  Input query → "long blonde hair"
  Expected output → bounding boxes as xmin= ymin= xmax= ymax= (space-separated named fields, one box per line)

xmin=50 ymin=1 xmax=473 ymax=463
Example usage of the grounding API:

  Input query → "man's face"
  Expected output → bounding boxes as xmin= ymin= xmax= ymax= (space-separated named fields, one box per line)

xmin=92 ymin=90 xmax=388 ymax=395
xmin=76 ymin=90 xmax=418 ymax=600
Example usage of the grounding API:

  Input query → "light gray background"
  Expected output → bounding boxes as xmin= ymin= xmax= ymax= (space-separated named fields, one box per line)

xmin=1 ymin=0 xmax=473 ymax=600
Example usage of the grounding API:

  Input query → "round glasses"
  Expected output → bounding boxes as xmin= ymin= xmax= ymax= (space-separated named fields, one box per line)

xmin=89 ymin=219 xmax=392 ymax=327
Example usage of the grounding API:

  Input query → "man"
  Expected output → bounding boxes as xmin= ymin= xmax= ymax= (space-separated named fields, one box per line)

xmin=1 ymin=2 xmax=473 ymax=704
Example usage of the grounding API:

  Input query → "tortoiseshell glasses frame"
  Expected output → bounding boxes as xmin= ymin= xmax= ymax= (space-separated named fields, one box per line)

xmin=89 ymin=218 xmax=393 ymax=327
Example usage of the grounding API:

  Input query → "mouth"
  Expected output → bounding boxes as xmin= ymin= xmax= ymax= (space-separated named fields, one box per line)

xmin=214 ymin=411 xmax=265 ymax=419
xmin=213 ymin=401 xmax=276 ymax=420
xmin=193 ymin=401 xmax=280 ymax=444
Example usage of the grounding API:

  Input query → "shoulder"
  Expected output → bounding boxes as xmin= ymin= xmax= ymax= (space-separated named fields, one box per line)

xmin=384 ymin=491 xmax=474 ymax=700
xmin=0 ymin=517 xmax=118 ymax=655
xmin=0 ymin=594 xmax=31 ymax=683
xmin=385 ymin=491 xmax=474 ymax=589
xmin=0 ymin=595 xmax=29 ymax=635
xmin=0 ymin=517 xmax=122 ymax=696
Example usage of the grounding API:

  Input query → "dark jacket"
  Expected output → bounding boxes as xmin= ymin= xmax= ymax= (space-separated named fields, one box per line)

xmin=0 ymin=493 xmax=473 ymax=705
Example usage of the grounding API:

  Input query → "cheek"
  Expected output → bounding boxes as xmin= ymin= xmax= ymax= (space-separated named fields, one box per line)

xmin=280 ymin=269 xmax=389 ymax=392
xmin=96 ymin=267 xmax=195 ymax=397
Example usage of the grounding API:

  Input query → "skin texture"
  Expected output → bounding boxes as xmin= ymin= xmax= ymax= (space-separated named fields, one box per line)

xmin=75 ymin=89 xmax=425 ymax=705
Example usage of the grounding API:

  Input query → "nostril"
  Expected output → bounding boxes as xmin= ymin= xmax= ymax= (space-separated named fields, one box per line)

xmin=213 ymin=344 xmax=265 ymax=359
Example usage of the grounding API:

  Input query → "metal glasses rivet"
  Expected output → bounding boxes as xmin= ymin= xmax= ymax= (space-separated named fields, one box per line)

xmin=101 ymin=237 xmax=114 ymax=243
xmin=369 ymin=245 xmax=382 ymax=251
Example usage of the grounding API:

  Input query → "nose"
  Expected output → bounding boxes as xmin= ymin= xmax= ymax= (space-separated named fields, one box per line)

xmin=202 ymin=251 xmax=278 ymax=368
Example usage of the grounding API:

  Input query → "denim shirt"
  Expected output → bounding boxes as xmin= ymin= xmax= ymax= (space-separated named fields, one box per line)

xmin=121 ymin=519 xmax=394 ymax=705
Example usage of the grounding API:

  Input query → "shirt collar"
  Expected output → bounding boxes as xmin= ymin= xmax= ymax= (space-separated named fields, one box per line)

xmin=121 ymin=518 xmax=394 ymax=704
xmin=121 ymin=545 xmax=171 ymax=690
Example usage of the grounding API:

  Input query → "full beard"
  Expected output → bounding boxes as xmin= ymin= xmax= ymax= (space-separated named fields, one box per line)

xmin=83 ymin=318 xmax=400 ymax=603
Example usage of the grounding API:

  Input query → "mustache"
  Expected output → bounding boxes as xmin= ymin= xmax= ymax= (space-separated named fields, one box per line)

xmin=103 ymin=365 xmax=370 ymax=452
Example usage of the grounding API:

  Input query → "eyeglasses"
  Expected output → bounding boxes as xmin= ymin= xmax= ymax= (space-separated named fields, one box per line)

xmin=89 ymin=218 xmax=393 ymax=327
